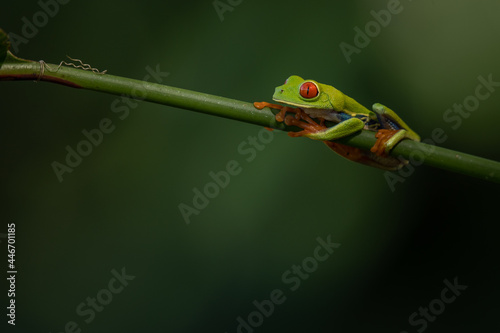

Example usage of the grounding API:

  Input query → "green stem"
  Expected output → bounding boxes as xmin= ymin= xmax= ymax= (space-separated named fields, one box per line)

xmin=1 ymin=52 xmax=500 ymax=183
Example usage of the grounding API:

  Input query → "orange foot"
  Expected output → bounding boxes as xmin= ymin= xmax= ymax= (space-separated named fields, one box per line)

xmin=283 ymin=109 xmax=326 ymax=137
xmin=253 ymin=101 xmax=284 ymax=111
xmin=254 ymin=101 xmax=327 ymax=137
xmin=253 ymin=101 xmax=289 ymax=124
xmin=254 ymin=101 xmax=297 ymax=122
xmin=371 ymin=129 xmax=400 ymax=156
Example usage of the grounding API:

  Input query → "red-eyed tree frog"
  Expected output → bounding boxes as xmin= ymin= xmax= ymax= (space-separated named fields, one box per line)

xmin=254 ymin=75 xmax=421 ymax=170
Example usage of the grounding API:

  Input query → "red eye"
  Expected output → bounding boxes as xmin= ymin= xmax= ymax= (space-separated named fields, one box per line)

xmin=299 ymin=82 xmax=318 ymax=99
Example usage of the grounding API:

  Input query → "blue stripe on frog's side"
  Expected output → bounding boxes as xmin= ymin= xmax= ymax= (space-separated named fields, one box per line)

xmin=338 ymin=111 xmax=404 ymax=132
xmin=338 ymin=112 xmax=353 ymax=122
xmin=338 ymin=112 xmax=381 ymax=131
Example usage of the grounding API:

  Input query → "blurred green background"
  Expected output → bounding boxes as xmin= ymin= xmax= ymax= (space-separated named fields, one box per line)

xmin=2 ymin=0 xmax=500 ymax=332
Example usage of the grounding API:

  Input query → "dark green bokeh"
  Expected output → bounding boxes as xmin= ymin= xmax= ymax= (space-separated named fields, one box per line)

xmin=2 ymin=0 xmax=500 ymax=332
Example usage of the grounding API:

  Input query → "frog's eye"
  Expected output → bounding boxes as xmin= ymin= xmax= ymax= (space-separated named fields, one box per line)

xmin=299 ymin=82 xmax=319 ymax=99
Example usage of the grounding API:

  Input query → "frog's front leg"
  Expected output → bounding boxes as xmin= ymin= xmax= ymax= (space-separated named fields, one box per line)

xmin=301 ymin=117 xmax=365 ymax=140
xmin=254 ymin=102 xmax=324 ymax=136
xmin=281 ymin=108 xmax=327 ymax=137
xmin=254 ymin=101 xmax=299 ymax=124
xmin=254 ymin=101 xmax=285 ymax=111
xmin=275 ymin=108 xmax=364 ymax=140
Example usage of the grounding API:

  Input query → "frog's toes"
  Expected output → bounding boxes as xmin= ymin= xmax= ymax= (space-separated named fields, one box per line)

xmin=372 ymin=103 xmax=387 ymax=113
xmin=253 ymin=102 xmax=267 ymax=110
xmin=276 ymin=109 xmax=286 ymax=122
xmin=371 ymin=129 xmax=400 ymax=156
xmin=253 ymin=101 xmax=283 ymax=110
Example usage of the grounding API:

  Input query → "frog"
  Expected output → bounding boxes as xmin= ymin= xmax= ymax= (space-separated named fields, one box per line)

xmin=254 ymin=75 xmax=421 ymax=170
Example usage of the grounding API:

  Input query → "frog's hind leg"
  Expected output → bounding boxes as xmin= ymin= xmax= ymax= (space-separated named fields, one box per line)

xmin=371 ymin=129 xmax=407 ymax=156
xmin=325 ymin=142 xmax=364 ymax=163
xmin=371 ymin=103 xmax=420 ymax=155
xmin=372 ymin=103 xmax=420 ymax=141
xmin=325 ymin=141 xmax=405 ymax=170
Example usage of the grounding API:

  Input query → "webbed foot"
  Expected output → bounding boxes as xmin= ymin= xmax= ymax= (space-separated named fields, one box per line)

xmin=254 ymin=101 xmax=300 ymax=125
xmin=254 ymin=101 xmax=327 ymax=137
xmin=371 ymin=129 xmax=407 ymax=156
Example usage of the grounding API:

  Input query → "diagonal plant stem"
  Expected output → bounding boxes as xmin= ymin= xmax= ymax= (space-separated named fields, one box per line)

xmin=1 ymin=51 xmax=500 ymax=183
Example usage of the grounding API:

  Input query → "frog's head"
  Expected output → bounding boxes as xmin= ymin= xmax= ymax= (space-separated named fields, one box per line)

xmin=272 ymin=75 xmax=345 ymax=111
